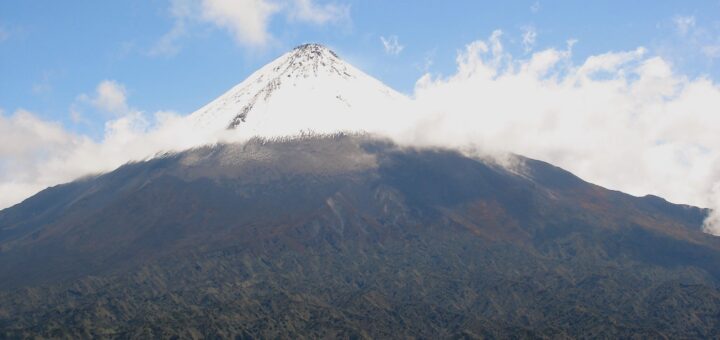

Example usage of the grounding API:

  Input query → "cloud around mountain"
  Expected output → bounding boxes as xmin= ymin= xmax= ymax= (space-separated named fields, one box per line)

xmin=406 ymin=32 xmax=720 ymax=235
xmin=2 ymin=33 xmax=720 ymax=235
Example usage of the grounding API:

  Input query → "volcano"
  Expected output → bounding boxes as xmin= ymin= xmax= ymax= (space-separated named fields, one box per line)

xmin=1 ymin=45 xmax=720 ymax=338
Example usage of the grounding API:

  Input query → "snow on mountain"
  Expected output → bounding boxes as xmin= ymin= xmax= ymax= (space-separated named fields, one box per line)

xmin=187 ymin=44 xmax=411 ymax=138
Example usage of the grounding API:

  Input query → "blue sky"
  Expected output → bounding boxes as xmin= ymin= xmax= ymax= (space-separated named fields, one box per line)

xmin=1 ymin=0 xmax=720 ymax=138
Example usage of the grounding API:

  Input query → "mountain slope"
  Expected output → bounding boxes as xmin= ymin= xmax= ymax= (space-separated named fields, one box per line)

xmin=0 ymin=134 xmax=718 ymax=338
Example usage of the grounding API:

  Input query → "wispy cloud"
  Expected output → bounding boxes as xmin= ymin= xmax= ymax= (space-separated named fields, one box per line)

xmin=147 ymin=0 xmax=194 ymax=57
xmin=69 ymin=80 xmax=130 ymax=126
xmin=521 ymin=26 xmax=537 ymax=53
xmin=380 ymin=35 xmax=404 ymax=55
xmin=150 ymin=0 xmax=350 ymax=56
xmin=200 ymin=0 xmax=281 ymax=46
xmin=288 ymin=0 xmax=350 ymax=25
xmin=32 ymin=72 xmax=54 ymax=95
xmin=77 ymin=80 xmax=129 ymax=115
xmin=663 ymin=15 xmax=720 ymax=62
xmin=414 ymin=49 xmax=436 ymax=72
xmin=530 ymin=1 xmax=540 ymax=13
xmin=673 ymin=15 xmax=695 ymax=36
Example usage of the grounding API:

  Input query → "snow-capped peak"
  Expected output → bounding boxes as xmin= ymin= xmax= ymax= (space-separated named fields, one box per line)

xmin=269 ymin=43 xmax=349 ymax=80
xmin=187 ymin=43 xmax=410 ymax=138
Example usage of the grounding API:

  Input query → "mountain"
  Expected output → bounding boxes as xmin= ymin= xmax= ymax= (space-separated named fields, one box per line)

xmin=1 ymin=134 xmax=719 ymax=338
xmin=1 ymin=45 xmax=720 ymax=338
xmin=187 ymin=43 xmax=409 ymax=137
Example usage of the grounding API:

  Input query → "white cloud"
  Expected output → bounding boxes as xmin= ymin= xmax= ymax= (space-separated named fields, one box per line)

xmin=148 ymin=0 xmax=194 ymax=56
xmin=405 ymin=32 xmax=720 ymax=235
xmin=148 ymin=19 xmax=187 ymax=57
xmin=32 ymin=73 xmax=54 ymax=95
xmin=288 ymin=0 xmax=349 ymax=24
xmin=200 ymin=0 xmax=281 ymax=46
xmin=380 ymin=35 xmax=404 ymax=55
xmin=673 ymin=15 xmax=696 ymax=36
xmin=82 ymin=80 xmax=128 ymax=114
xmin=0 ymin=109 xmax=91 ymax=208
xmin=151 ymin=0 xmax=349 ymax=53
xmin=521 ymin=26 xmax=537 ymax=53
xmin=0 ymin=105 xmax=207 ymax=210
xmin=576 ymin=47 xmax=646 ymax=77
xmin=530 ymin=1 xmax=540 ymax=13
xmin=69 ymin=107 xmax=86 ymax=124
xmin=414 ymin=49 xmax=435 ymax=72
xmin=659 ymin=15 xmax=720 ymax=70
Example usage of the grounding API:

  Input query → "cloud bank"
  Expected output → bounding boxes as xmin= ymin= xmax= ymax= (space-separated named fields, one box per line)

xmin=380 ymin=35 xmax=404 ymax=55
xmin=3 ymin=31 xmax=720 ymax=236
xmin=405 ymin=31 xmax=720 ymax=235
xmin=0 ymin=82 xmax=218 ymax=209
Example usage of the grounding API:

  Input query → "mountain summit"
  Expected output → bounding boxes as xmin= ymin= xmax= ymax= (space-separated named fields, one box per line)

xmin=188 ymin=44 xmax=409 ymax=137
